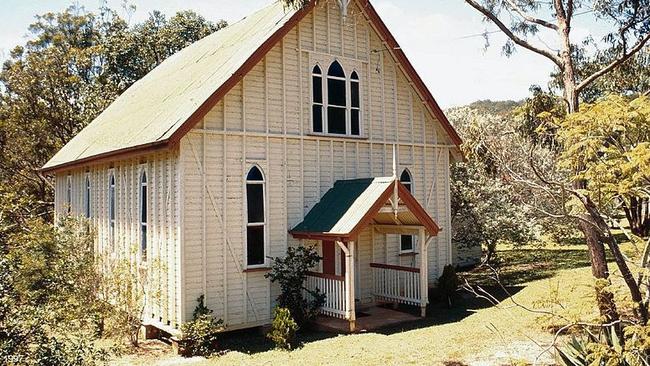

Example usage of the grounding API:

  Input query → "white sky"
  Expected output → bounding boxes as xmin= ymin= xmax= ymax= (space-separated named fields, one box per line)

xmin=0 ymin=0 xmax=610 ymax=107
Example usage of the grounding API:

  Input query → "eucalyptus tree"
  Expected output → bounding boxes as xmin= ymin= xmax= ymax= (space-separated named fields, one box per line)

xmin=463 ymin=0 xmax=650 ymax=320
xmin=463 ymin=0 xmax=650 ymax=113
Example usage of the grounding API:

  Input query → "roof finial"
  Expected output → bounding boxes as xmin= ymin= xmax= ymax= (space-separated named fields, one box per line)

xmin=337 ymin=0 xmax=350 ymax=20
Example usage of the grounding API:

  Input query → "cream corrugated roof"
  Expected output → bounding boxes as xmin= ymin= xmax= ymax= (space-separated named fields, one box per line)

xmin=43 ymin=1 xmax=296 ymax=170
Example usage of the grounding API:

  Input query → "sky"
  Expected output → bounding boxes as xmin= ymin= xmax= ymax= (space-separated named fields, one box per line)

xmin=0 ymin=0 xmax=610 ymax=107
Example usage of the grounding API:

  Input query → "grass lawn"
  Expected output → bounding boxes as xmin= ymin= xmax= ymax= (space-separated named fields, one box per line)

xmin=112 ymin=242 xmax=643 ymax=365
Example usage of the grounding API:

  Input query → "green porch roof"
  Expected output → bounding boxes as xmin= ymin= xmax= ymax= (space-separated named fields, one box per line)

xmin=291 ymin=177 xmax=395 ymax=236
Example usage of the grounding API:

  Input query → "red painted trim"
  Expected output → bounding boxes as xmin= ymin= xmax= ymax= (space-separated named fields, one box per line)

xmin=288 ymin=231 xmax=351 ymax=242
xmin=396 ymin=182 xmax=441 ymax=235
xmin=243 ymin=267 xmax=271 ymax=273
xmin=370 ymin=262 xmax=420 ymax=273
xmin=356 ymin=0 xmax=463 ymax=147
xmin=306 ymin=271 xmax=345 ymax=281
xmin=41 ymin=141 xmax=171 ymax=174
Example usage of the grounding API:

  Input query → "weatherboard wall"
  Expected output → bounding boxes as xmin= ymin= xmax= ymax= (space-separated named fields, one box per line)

xmin=179 ymin=0 xmax=455 ymax=327
xmin=53 ymin=151 xmax=183 ymax=331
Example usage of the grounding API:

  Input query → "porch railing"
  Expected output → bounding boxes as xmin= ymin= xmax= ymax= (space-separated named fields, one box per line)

xmin=370 ymin=263 xmax=421 ymax=306
xmin=304 ymin=271 xmax=346 ymax=319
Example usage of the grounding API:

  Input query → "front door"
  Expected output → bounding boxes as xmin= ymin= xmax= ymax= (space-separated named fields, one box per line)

xmin=322 ymin=241 xmax=348 ymax=277
xmin=322 ymin=240 xmax=336 ymax=275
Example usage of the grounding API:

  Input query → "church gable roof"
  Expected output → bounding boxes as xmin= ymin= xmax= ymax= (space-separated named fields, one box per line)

xmin=43 ymin=0 xmax=461 ymax=173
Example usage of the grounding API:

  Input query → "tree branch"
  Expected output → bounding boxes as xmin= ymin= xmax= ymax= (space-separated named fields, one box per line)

xmin=504 ymin=0 xmax=558 ymax=30
xmin=577 ymin=33 xmax=650 ymax=92
xmin=464 ymin=0 xmax=563 ymax=67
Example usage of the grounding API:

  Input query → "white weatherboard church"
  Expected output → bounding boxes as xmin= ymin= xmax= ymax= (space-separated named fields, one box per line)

xmin=43 ymin=0 xmax=466 ymax=335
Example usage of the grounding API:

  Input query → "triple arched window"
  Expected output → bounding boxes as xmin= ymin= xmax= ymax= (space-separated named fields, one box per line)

xmin=400 ymin=169 xmax=415 ymax=253
xmin=246 ymin=166 xmax=267 ymax=267
xmin=312 ymin=61 xmax=361 ymax=136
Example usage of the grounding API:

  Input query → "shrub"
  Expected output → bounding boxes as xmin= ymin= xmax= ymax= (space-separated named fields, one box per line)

xmin=180 ymin=295 xmax=225 ymax=357
xmin=265 ymin=246 xmax=325 ymax=327
xmin=267 ymin=307 xmax=299 ymax=350
xmin=556 ymin=325 xmax=650 ymax=366
xmin=438 ymin=265 xmax=461 ymax=307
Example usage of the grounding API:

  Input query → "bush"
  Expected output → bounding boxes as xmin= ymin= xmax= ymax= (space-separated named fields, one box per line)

xmin=438 ymin=265 xmax=461 ymax=307
xmin=180 ymin=295 xmax=224 ymax=357
xmin=0 ymin=218 xmax=116 ymax=364
xmin=265 ymin=246 xmax=325 ymax=327
xmin=556 ymin=325 xmax=650 ymax=365
xmin=267 ymin=307 xmax=299 ymax=350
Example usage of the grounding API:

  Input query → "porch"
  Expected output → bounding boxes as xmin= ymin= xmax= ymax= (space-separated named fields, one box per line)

xmin=291 ymin=176 xmax=440 ymax=332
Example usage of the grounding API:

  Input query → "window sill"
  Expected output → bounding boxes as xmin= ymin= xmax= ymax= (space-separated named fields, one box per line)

xmin=399 ymin=252 xmax=418 ymax=257
xmin=307 ymin=132 xmax=368 ymax=140
xmin=243 ymin=267 xmax=271 ymax=273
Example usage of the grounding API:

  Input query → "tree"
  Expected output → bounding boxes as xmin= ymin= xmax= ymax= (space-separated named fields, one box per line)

xmin=463 ymin=0 xmax=650 ymax=319
xmin=451 ymin=160 xmax=535 ymax=263
xmin=463 ymin=0 xmax=650 ymax=113
xmin=0 ymin=5 xmax=226 ymax=221
xmin=556 ymin=95 xmax=650 ymax=323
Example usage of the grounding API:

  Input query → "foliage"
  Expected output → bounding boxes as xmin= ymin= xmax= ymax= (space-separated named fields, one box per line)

xmin=464 ymin=0 xmax=650 ymax=113
xmin=556 ymin=325 xmax=650 ymax=366
xmin=281 ymin=0 xmax=311 ymax=10
xmin=267 ymin=307 xmax=299 ymax=350
xmin=438 ymin=265 xmax=461 ymax=307
xmin=557 ymin=95 xmax=650 ymax=234
xmin=451 ymin=161 xmax=535 ymax=261
xmin=266 ymin=246 xmax=325 ymax=327
xmin=554 ymin=49 xmax=650 ymax=103
xmin=97 ymin=255 xmax=164 ymax=347
xmin=0 ymin=218 xmax=115 ymax=365
xmin=180 ymin=295 xmax=225 ymax=358
xmin=447 ymin=106 xmax=538 ymax=260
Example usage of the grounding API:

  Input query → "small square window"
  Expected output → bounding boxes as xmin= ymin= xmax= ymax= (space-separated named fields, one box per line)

xmin=401 ymin=235 xmax=414 ymax=252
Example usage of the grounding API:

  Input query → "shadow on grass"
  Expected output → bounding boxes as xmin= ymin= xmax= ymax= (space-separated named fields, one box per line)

xmin=217 ymin=247 xmax=593 ymax=356
xmin=461 ymin=248 xmax=591 ymax=287
xmin=217 ymin=285 xmax=525 ymax=354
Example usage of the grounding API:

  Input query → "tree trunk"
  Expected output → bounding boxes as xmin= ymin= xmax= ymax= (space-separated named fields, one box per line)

xmin=579 ymin=214 xmax=620 ymax=322
xmin=623 ymin=197 xmax=650 ymax=238
xmin=484 ymin=240 xmax=497 ymax=264
xmin=581 ymin=195 xmax=648 ymax=325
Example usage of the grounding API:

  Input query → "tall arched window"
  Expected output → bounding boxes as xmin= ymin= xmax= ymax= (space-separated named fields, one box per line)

xmin=139 ymin=171 xmax=148 ymax=261
xmin=400 ymin=169 xmax=415 ymax=253
xmin=327 ymin=61 xmax=347 ymax=134
xmin=84 ymin=175 xmax=91 ymax=218
xmin=246 ymin=166 xmax=266 ymax=267
xmin=350 ymin=71 xmax=360 ymax=136
xmin=66 ymin=175 xmax=72 ymax=214
xmin=312 ymin=65 xmax=324 ymax=133
xmin=109 ymin=173 xmax=115 ymax=246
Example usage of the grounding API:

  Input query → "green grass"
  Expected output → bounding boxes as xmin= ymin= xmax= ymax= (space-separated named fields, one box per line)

xmin=113 ymin=241 xmax=645 ymax=365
